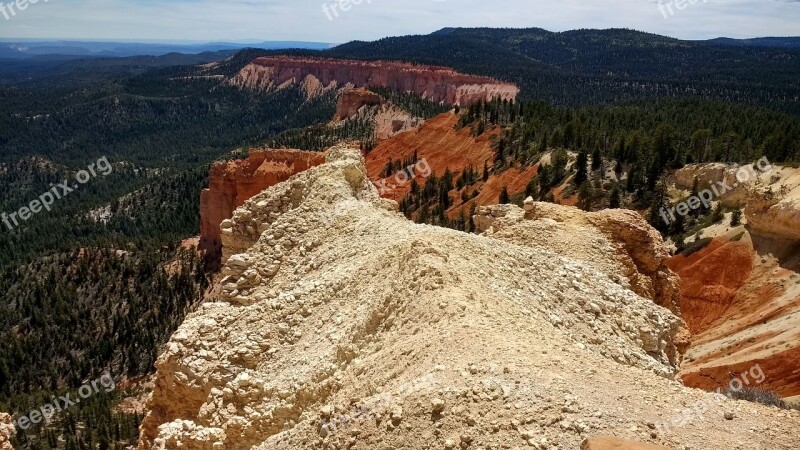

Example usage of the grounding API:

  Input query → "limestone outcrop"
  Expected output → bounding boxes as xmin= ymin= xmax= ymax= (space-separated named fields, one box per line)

xmin=673 ymin=163 xmax=757 ymax=208
xmin=473 ymin=199 xmax=685 ymax=320
xmin=139 ymin=147 xmax=800 ymax=450
xmin=0 ymin=413 xmax=13 ymax=450
xmin=228 ymin=56 xmax=519 ymax=105
xmin=744 ymin=165 xmax=800 ymax=240
xmin=674 ymin=162 xmax=800 ymax=241
xmin=199 ymin=149 xmax=326 ymax=260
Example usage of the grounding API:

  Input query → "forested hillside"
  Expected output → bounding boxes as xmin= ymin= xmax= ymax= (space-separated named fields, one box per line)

xmin=0 ymin=60 xmax=339 ymax=449
xmin=324 ymin=28 xmax=800 ymax=114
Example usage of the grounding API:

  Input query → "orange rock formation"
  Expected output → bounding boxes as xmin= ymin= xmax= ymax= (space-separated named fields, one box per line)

xmin=229 ymin=56 xmax=519 ymax=105
xmin=670 ymin=234 xmax=800 ymax=397
xmin=334 ymin=88 xmax=383 ymax=120
xmin=364 ymin=112 xmax=499 ymax=202
xmin=199 ymin=149 xmax=326 ymax=260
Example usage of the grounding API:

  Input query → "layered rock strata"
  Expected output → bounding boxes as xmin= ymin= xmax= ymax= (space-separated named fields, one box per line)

xmin=229 ymin=56 xmax=519 ymax=105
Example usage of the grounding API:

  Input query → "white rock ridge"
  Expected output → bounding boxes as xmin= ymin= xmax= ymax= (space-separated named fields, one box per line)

xmin=138 ymin=147 xmax=800 ymax=450
xmin=0 ymin=413 xmax=13 ymax=450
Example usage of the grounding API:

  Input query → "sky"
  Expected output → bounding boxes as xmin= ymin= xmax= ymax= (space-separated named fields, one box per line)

xmin=0 ymin=0 xmax=798 ymax=43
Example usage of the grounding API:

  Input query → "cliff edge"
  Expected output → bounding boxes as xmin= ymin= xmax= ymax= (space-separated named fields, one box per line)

xmin=228 ymin=56 xmax=519 ymax=105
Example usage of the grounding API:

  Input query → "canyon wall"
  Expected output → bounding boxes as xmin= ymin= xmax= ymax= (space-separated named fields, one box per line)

xmin=229 ymin=56 xmax=519 ymax=105
xmin=674 ymin=162 xmax=800 ymax=241
xmin=139 ymin=146 xmax=800 ymax=450
xmin=744 ymin=165 xmax=800 ymax=241
xmin=668 ymin=164 xmax=800 ymax=397
xmin=199 ymin=149 xmax=326 ymax=260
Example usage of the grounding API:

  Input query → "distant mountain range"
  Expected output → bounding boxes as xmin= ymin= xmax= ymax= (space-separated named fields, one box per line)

xmin=705 ymin=36 xmax=800 ymax=48
xmin=0 ymin=40 xmax=334 ymax=59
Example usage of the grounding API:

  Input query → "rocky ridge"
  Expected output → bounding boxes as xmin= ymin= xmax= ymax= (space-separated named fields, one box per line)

xmin=0 ymin=413 xmax=13 ymax=450
xmin=199 ymin=149 xmax=326 ymax=260
xmin=139 ymin=146 xmax=800 ymax=450
xmin=473 ymin=199 xmax=685 ymax=321
xmin=228 ymin=56 xmax=519 ymax=105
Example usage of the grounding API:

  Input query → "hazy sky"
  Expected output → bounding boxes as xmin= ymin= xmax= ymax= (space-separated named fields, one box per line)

xmin=0 ymin=0 xmax=798 ymax=42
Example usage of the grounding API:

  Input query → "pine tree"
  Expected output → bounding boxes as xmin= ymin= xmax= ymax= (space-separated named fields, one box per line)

xmin=577 ymin=182 xmax=593 ymax=211
xmin=499 ymin=187 xmax=510 ymax=204
xmin=730 ymin=209 xmax=743 ymax=226
xmin=609 ymin=186 xmax=622 ymax=209
xmin=591 ymin=147 xmax=602 ymax=172
xmin=648 ymin=178 xmax=672 ymax=233
xmin=525 ymin=177 xmax=539 ymax=199
xmin=574 ymin=150 xmax=589 ymax=186
xmin=712 ymin=204 xmax=725 ymax=223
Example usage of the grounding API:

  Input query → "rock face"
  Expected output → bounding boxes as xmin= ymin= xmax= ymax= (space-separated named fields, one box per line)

xmin=365 ymin=112 xmax=499 ymax=202
xmin=229 ymin=56 xmax=519 ymax=105
xmin=334 ymin=88 xmax=383 ymax=120
xmin=473 ymin=200 xmax=686 ymax=321
xmin=674 ymin=162 xmax=800 ymax=241
xmin=669 ymin=233 xmax=800 ymax=398
xmin=0 ymin=413 xmax=13 ymax=450
xmin=667 ymin=164 xmax=800 ymax=397
xmin=744 ymin=165 xmax=800 ymax=240
xmin=138 ymin=147 xmax=800 ymax=450
xmin=673 ymin=163 xmax=757 ymax=208
xmin=199 ymin=149 xmax=326 ymax=260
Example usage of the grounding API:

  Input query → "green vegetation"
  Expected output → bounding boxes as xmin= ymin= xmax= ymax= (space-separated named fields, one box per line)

xmin=326 ymin=28 xmax=800 ymax=114
xmin=0 ymin=56 xmax=343 ymax=449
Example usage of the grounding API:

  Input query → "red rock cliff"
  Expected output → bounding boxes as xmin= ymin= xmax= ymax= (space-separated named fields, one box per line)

xmin=335 ymin=88 xmax=384 ymax=120
xmin=199 ymin=149 xmax=326 ymax=260
xmin=229 ymin=56 xmax=519 ymax=105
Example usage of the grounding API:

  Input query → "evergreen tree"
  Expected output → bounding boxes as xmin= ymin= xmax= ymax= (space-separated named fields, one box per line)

xmin=591 ymin=148 xmax=602 ymax=172
xmin=648 ymin=178 xmax=672 ymax=233
xmin=730 ymin=209 xmax=743 ymax=226
xmin=574 ymin=150 xmax=589 ymax=186
xmin=525 ymin=177 xmax=539 ymax=199
xmin=499 ymin=187 xmax=510 ymax=204
xmin=609 ymin=186 xmax=622 ymax=209
xmin=577 ymin=182 xmax=593 ymax=211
